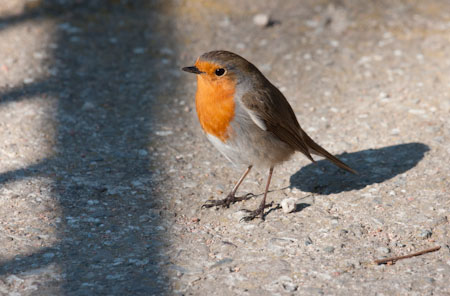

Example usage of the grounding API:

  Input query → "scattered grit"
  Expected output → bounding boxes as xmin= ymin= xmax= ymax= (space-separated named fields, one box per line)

xmin=0 ymin=0 xmax=449 ymax=295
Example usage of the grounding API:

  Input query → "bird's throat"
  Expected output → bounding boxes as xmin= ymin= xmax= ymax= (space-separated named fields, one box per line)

xmin=195 ymin=75 xmax=235 ymax=142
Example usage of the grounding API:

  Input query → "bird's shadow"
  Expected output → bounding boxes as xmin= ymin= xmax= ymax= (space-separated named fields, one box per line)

xmin=292 ymin=202 xmax=311 ymax=212
xmin=290 ymin=142 xmax=430 ymax=195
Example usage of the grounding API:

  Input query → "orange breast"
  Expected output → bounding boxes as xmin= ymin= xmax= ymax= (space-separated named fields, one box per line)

xmin=195 ymin=75 xmax=235 ymax=142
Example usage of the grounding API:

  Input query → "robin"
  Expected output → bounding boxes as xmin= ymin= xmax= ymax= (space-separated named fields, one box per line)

xmin=182 ymin=50 xmax=357 ymax=221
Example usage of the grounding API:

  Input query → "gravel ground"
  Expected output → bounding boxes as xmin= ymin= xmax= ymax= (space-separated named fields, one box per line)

xmin=0 ymin=0 xmax=449 ymax=295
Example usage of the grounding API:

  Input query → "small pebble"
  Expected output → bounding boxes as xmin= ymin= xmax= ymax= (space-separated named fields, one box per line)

xmin=282 ymin=282 xmax=298 ymax=292
xmin=419 ymin=230 xmax=432 ymax=239
xmin=377 ymin=247 xmax=391 ymax=254
xmin=138 ymin=149 xmax=148 ymax=156
xmin=155 ymin=130 xmax=173 ymax=136
xmin=23 ymin=77 xmax=34 ymax=84
xmin=304 ymin=236 xmax=313 ymax=246
xmin=305 ymin=20 xmax=319 ymax=28
xmin=330 ymin=40 xmax=339 ymax=47
xmin=425 ymin=277 xmax=435 ymax=284
xmin=183 ymin=181 xmax=197 ymax=188
xmin=43 ymin=252 xmax=55 ymax=259
xmin=394 ymin=49 xmax=403 ymax=56
xmin=390 ymin=128 xmax=400 ymax=135
xmin=33 ymin=52 xmax=45 ymax=59
xmin=379 ymin=92 xmax=390 ymax=99
xmin=81 ymin=101 xmax=95 ymax=111
xmin=87 ymin=200 xmax=99 ymax=205
xmin=155 ymin=226 xmax=165 ymax=231
xmin=131 ymin=180 xmax=143 ymax=187
xmin=409 ymin=109 xmax=425 ymax=115
xmin=324 ymin=246 xmax=335 ymax=253
xmin=106 ymin=274 xmax=122 ymax=280
xmin=280 ymin=198 xmax=297 ymax=213
xmin=253 ymin=14 xmax=270 ymax=27
xmin=339 ymin=229 xmax=349 ymax=236
xmin=133 ymin=47 xmax=146 ymax=54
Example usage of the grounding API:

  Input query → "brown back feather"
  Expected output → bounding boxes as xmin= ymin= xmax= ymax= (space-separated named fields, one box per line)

xmin=242 ymin=83 xmax=357 ymax=175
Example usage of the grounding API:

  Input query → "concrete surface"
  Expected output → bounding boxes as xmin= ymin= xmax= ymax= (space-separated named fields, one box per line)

xmin=0 ymin=0 xmax=449 ymax=295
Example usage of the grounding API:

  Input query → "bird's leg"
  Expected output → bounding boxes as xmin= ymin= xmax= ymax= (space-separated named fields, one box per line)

xmin=202 ymin=165 xmax=254 ymax=208
xmin=241 ymin=166 xmax=274 ymax=221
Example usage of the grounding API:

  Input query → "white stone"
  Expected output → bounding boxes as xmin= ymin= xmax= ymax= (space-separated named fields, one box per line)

xmin=281 ymin=198 xmax=297 ymax=213
xmin=253 ymin=14 xmax=270 ymax=27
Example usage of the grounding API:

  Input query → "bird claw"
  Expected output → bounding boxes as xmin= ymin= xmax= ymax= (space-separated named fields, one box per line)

xmin=201 ymin=199 xmax=228 ymax=209
xmin=240 ymin=201 xmax=273 ymax=221
xmin=202 ymin=192 xmax=255 ymax=209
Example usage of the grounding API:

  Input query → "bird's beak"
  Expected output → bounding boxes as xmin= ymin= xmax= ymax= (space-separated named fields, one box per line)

xmin=182 ymin=66 xmax=203 ymax=74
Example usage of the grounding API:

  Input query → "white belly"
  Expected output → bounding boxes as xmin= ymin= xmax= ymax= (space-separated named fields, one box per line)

xmin=205 ymin=115 xmax=294 ymax=168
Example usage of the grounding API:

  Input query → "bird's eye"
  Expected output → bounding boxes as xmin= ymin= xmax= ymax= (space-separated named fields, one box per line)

xmin=215 ymin=68 xmax=226 ymax=76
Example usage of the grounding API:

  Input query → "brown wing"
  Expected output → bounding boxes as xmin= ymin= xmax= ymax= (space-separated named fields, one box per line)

xmin=241 ymin=85 xmax=358 ymax=175
xmin=242 ymin=87 xmax=315 ymax=163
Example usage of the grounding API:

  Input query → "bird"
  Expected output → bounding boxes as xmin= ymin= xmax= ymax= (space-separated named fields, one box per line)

xmin=182 ymin=50 xmax=357 ymax=221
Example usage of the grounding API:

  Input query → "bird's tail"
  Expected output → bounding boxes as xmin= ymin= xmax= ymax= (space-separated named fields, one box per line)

xmin=302 ymin=132 xmax=358 ymax=175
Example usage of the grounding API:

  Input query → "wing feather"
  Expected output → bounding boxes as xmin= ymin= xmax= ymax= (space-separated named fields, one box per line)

xmin=241 ymin=85 xmax=357 ymax=174
xmin=241 ymin=87 xmax=315 ymax=162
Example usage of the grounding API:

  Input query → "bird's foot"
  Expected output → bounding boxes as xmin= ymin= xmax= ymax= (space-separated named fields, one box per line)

xmin=240 ymin=201 xmax=273 ymax=221
xmin=202 ymin=192 xmax=255 ymax=209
